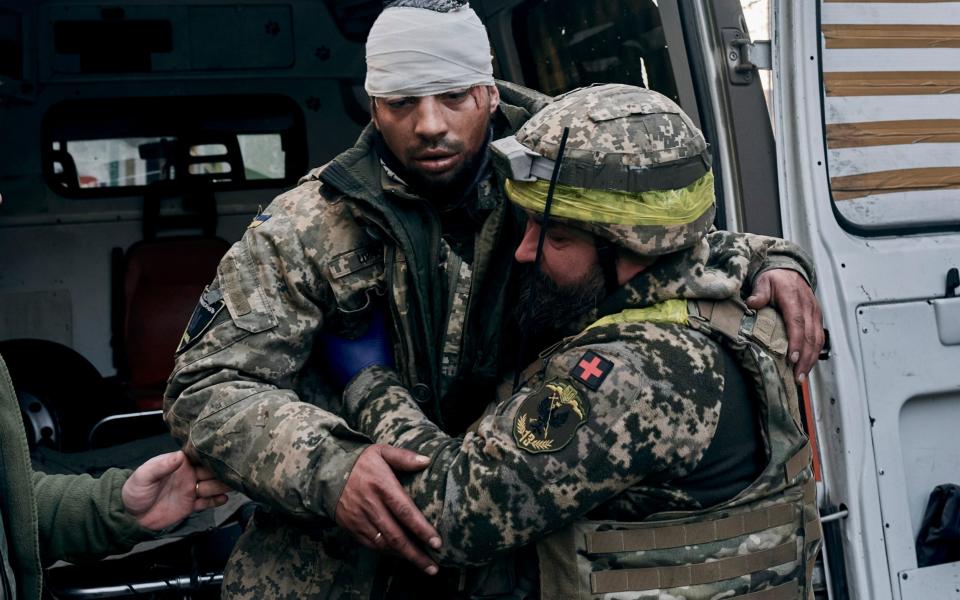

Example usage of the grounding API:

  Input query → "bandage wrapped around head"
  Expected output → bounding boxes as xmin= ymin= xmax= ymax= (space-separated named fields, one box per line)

xmin=491 ymin=84 xmax=715 ymax=256
xmin=365 ymin=1 xmax=495 ymax=97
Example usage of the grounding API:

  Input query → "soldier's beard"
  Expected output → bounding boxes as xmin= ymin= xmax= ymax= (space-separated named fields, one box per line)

xmin=516 ymin=266 xmax=606 ymax=341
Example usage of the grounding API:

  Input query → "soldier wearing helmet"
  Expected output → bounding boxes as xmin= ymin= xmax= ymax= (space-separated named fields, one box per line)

xmin=339 ymin=84 xmax=821 ymax=599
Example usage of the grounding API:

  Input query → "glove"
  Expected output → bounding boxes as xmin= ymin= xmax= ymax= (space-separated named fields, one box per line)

xmin=319 ymin=308 xmax=395 ymax=389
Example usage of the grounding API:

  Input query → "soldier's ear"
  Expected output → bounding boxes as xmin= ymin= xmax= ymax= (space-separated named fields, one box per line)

xmin=487 ymin=85 xmax=500 ymax=115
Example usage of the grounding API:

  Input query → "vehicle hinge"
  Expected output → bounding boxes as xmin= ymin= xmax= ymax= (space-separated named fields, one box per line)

xmin=722 ymin=28 xmax=771 ymax=86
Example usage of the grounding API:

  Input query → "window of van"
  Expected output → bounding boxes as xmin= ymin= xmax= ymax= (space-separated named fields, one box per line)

xmin=512 ymin=0 xmax=680 ymax=102
xmin=820 ymin=1 xmax=960 ymax=232
xmin=43 ymin=94 xmax=307 ymax=197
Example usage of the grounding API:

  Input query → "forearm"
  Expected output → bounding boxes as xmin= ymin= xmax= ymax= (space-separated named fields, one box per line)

xmin=705 ymin=229 xmax=817 ymax=290
xmin=166 ymin=363 xmax=369 ymax=522
xmin=344 ymin=366 xmax=632 ymax=565
xmin=33 ymin=469 xmax=150 ymax=564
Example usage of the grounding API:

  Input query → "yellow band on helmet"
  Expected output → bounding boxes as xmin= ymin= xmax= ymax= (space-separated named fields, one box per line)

xmin=505 ymin=170 xmax=715 ymax=227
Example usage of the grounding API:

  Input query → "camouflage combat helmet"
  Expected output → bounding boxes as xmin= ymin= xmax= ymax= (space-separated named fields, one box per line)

xmin=491 ymin=83 xmax=715 ymax=256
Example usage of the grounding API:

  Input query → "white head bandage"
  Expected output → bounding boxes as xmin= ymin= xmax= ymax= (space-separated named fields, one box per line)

xmin=365 ymin=5 xmax=495 ymax=98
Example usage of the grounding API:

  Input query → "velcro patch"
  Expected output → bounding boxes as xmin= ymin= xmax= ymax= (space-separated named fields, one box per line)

xmin=570 ymin=350 xmax=614 ymax=391
xmin=328 ymin=244 xmax=382 ymax=280
xmin=247 ymin=214 xmax=271 ymax=229
xmin=514 ymin=380 xmax=589 ymax=454
xmin=176 ymin=286 xmax=225 ymax=355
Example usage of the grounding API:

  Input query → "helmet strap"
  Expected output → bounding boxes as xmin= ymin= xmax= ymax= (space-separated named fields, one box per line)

xmin=595 ymin=238 xmax=620 ymax=296
xmin=513 ymin=126 xmax=571 ymax=393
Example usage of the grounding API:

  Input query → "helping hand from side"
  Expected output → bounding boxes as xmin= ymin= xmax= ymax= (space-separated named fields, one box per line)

xmin=121 ymin=450 xmax=231 ymax=531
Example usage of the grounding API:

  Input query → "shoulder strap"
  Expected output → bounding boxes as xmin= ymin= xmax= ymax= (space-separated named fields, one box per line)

xmin=688 ymin=299 xmax=789 ymax=358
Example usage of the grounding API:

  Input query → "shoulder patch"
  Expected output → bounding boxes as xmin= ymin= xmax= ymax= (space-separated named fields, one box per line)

xmin=247 ymin=214 xmax=271 ymax=229
xmin=176 ymin=286 xmax=225 ymax=355
xmin=570 ymin=350 xmax=614 ymax=391
xmin=514 ymin=380 xmax=589 ymax=454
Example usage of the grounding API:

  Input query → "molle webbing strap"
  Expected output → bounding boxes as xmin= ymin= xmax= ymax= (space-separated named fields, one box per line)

xmin=803 ymin=477 xmax=817 ymax=506
xmin=589 ymin=541 xmax=797 ymax=594
xmin=802 ymin=478 xmax=823 ymax=546
xmin=690 ymin=299 xmax=744 ymax=342
xmin=785 ymin=442 xmax=813 ymax=483
xmin=736 ymin=580 xmax=800 ymax=600
xmin=585 ymin=502 xmax=796 ymax=554
xmin=805 ymin=511 xmax=823 ymax=545
xmin=690 ymin=300 xmax=789 ymax=357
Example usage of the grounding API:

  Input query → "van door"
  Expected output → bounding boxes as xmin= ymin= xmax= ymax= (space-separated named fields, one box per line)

xmin=775 ymin=2 xmax=960 ymax=598
xmin=477 ymin=0 xmax=781 ymax=235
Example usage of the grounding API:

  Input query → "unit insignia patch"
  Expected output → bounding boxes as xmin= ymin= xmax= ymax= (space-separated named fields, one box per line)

xmin=514 ymin=380 xmax=590 ymax=454
xmin=176 ymin=285 xmax=225 ymax=355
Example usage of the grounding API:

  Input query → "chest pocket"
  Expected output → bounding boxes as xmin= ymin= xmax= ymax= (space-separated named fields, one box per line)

xmin=325 ymin=242 xmax=386 ymax=328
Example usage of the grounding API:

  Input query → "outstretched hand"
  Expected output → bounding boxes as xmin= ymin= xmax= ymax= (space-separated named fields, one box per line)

xmin=746 ymin=269 xmax=825 ymax=382
xmin=121 ymin=451 xmax=231 ymax=531
xmin=336 ymin=444 xmax=442 ymax=576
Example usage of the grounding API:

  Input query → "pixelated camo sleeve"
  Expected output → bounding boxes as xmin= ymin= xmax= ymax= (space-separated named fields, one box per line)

xmin=342 ymin=321 xmax=726 ymax=566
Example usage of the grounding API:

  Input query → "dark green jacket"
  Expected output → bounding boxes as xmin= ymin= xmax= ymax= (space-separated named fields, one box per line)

xmin=0 ymin=356 xmax=149 ymax=599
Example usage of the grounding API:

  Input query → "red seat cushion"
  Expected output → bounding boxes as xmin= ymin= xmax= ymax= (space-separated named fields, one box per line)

xmin=123 ymin=237 xmax=230 ymax=409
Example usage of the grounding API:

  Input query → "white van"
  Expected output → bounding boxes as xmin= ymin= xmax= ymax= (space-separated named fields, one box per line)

xmin=1 ymin=1 xmax=957 ymax=598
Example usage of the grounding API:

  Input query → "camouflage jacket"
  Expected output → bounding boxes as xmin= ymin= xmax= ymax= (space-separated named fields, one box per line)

xmin=164 ymin=84 xmax=553 ymax=524
xmin=341 ymin=233 xmax=815 ymax=572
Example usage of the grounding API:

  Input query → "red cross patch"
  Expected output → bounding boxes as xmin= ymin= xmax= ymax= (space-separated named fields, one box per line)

xmin=570 ymin=351 xmax=614 ymax=391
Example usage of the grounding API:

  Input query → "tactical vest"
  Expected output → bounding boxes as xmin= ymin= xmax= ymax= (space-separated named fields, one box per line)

xmin=535 ymin=298 xmax=822 ymax=600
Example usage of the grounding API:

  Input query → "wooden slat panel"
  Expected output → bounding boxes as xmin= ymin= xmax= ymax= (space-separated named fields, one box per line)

xmin=832 ymin=167 xmax=960 ymax=200
xmin=826 ymin=120 xmax=960 ymax=148
xmin=824 ymin=71 xmax=960 ymax=96
xmin=824 ymin=0 xmax=960 ymax=3
xmin=823 ymin=24 xmax=960 ymax=49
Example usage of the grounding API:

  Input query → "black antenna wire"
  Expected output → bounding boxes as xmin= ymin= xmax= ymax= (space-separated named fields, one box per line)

xmin=513 ymin=126 xmax=571 ymax=393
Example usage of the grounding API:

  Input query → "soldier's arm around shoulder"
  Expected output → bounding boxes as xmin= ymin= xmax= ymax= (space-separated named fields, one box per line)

xmin=164 ymin=180 xmax=372 ymax=522
xmin=704 ymin=229 xmax=817 ymax=290
xmin=341 ymin=327 xmax=724 ymax=565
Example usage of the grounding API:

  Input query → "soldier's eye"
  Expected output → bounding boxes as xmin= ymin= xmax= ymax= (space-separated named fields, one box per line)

xmin=384 ymin=97 xmax=414 ymax=110
xmin=441 ymin=90 xmax=469 ymax=103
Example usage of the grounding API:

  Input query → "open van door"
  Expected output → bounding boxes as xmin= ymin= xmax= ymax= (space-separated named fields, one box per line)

xmin=775 ymin=2 xmax=960 ymax=598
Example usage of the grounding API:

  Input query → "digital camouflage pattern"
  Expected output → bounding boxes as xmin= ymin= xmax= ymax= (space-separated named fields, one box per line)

xmin=508 ymin=83 xmax=716 ymax=256
xmin=163 ymin=82 xmax=816 ymax=597
xmin=343 ymin=233 xmax=820 ymax=598
xmin=385 ymin=0 xmax=468 ymax=12
xmin=517 ymin=84 xmax=708 ymax=171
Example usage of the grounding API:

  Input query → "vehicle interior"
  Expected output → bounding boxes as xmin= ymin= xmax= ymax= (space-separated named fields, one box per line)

xmin=0 ymin=0 xmax=812 ymax=597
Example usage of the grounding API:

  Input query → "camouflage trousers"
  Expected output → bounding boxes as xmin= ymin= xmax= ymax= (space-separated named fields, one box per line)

xmin=222 ymin=508 xmax=378 ymax=599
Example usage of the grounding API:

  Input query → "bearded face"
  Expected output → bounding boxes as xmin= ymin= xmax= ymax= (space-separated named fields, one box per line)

xmin=515 ymin=263 xmax=606 ymax=340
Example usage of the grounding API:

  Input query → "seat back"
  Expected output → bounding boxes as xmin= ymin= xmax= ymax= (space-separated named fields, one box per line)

xmin=118 ymin=236 xmax=229 ymax=409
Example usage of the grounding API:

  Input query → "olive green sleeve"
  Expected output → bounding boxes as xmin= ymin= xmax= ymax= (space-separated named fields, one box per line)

xmin=32 ymin=468 xmax=152 ymax=564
